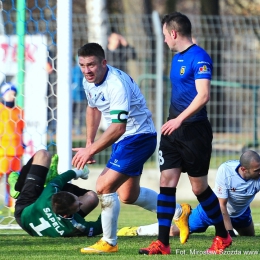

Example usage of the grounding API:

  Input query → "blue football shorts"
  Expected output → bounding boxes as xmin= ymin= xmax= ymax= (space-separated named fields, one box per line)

xmin=189 ymin=204 xmax=252 ymax=233
xmin=230 ymin=207 xmax=252 ymax=229
xmin=106 ymin=133 xmax=157 ymax=176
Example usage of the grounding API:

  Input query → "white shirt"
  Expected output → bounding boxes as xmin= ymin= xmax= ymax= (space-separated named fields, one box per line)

xmin=214 ymin=160 xmax=260 ymax=218
xmin=83 ymin=65 xmax=156 ymax=142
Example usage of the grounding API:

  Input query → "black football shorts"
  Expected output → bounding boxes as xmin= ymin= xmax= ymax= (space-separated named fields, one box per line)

xmin=159 ymin=119 xmax=212 ymax=177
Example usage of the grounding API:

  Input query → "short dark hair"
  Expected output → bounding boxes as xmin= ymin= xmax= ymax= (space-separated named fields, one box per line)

xmin=78 ymin=43 xmax=105 ymax=62
xmin=161 ymin=12 xmax=192 ymax=37
xmin=240 ymin=150 xmax=260 ymax=169
xmin=52 ymin=191 xmax=76 ymax=216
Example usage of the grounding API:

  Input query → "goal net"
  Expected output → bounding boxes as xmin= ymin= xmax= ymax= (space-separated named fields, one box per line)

xmin=0 ymin=0 xmax=165 ymax=230
xmin=0 ymin=0 xmax=58 ymax=230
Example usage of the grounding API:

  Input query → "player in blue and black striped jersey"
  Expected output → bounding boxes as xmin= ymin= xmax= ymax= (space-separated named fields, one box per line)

xmin=140 ymin=12 xmax=232 ymax=255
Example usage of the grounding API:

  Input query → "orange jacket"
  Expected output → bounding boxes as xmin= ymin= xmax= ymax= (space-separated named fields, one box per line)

xmin=0 ymin=102 xmax=24 ymax=157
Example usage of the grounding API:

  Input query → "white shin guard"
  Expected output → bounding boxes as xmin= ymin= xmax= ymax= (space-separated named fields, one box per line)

xmin=99 ymin=192 xmax=120 ymax=246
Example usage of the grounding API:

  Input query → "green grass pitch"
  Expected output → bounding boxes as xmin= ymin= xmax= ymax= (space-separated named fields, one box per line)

xmin=0 ymin=200 xmax=260 ymax=259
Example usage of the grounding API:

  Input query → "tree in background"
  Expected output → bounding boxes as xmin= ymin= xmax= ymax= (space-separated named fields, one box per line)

xmin=3 ymin=0 xmax=260 ymax=16
xmin=201 ymin=0 xmax=219 ymax=14
xmin=85 ymin=0 xmax=108 ymax=49
xmin=121 ymin=0 xmax=153 ymax=79
xmin=220 ymin=0 xmax=260 ymax=15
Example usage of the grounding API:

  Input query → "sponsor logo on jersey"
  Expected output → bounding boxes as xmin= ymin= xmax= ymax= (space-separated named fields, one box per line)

xmin=180 ymin=66 xmax=186 ymax=75
xmin=198 ymin=65 xmax=210 ymax=74
xmin=198 ymin=61 xmax=211 ymax=65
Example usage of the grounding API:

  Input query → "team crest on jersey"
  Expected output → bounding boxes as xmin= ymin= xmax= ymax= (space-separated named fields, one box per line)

xmin=230 ymin=187 xmax=236 ymax=192
xmin=93 ymin=92 xmax=105 ymax=103
xmin=100 ymin=92 xmax=105 ymax=101
xmin=180 ymin=66 xmax=186 ymax=75
xmin=198 ymin=65 xmax=210 ymax=74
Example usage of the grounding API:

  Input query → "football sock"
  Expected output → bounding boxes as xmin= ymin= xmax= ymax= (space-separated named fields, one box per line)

xmin=15 ymin=155 xmax=34 ymax=192
xmin=137 ymin=223 xmax=158 ymax=236
xmin=157 ymin=187 xmax=176 ymax=246
xmin=137 ymin=203 xmax=181 ymax=236
xmin=173 ymin=203 xmax=182 ymax=220
xmin=132 ymin=187 xmax=157 ymax=212
xmin=196 ymin=185 xmax=227 ymax=238
xmin=99 ymin=192 xmax=120 ymax=246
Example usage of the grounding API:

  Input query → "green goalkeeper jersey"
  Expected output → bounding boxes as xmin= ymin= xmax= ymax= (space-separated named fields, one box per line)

xmin=20 ymin=170 xmax=102 ymax=237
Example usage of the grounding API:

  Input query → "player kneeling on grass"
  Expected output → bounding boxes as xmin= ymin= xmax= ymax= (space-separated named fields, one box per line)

xmin=117 ymin=203 xmax=241 ymax=239
xmin=8 ymin=150 xmax=102 ymax=237
xmin=119 ymin=150 xmax=260 ymax=240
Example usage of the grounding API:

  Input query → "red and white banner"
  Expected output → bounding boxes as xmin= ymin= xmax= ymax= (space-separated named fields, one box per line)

xmin=0 ymin=35 xmax=48 ymax=163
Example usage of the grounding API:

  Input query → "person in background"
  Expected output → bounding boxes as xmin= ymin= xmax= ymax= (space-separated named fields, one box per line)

xmin=72 ymin=58 xmax=87 ymax=135
xmin=0 ymin=82 xmax=24 ymax=208
xmin=106 ymin=31 xmax=136 ymax=73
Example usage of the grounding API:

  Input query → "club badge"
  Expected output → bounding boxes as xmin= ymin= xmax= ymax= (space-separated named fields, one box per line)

xmin=180 ymin=66 xmax=186 ymax=75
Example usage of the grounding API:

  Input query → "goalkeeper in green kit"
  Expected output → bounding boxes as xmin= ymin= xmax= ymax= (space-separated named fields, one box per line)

xmin=8 ymin=149 xmax=102 ymax=237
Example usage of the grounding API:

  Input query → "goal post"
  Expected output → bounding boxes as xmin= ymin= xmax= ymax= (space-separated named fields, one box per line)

xmin=0 ymin=0 xmax=72 ymax=229
xmin=56 ymin=0 xmax=72 ymax=173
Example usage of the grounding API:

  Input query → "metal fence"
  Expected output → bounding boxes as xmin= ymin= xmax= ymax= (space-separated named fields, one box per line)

xmin=1 ymin=8 xmax=260 ymax=228
xmin=71 ymin=14 xmax=260 ymax=166
xmin=189 ymin=15 xmax=260 ymax=164
xmin=2 ymin=11 xmax=260 ymax=167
